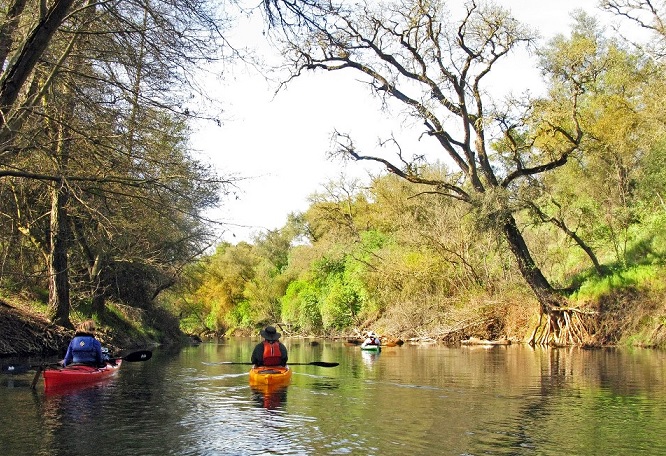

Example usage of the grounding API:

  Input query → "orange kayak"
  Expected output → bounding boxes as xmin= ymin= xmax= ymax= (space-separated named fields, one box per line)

xmin=249 ymin=366 xmax=292 ymax=386
xmin=42 ymin=361 xmax=122 ymax=389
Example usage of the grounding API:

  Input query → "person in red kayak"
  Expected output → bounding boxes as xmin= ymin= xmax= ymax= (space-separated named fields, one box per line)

xmin=63 ymin=320 xmax=104 ymax=367
xmin=251 ymin=326 xmax=288 ymax=367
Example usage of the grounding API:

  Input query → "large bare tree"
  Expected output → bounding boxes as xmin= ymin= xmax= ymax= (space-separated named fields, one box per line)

xmin=263 ymin=0 xmax=593 ymax=345
xmin=601 ymin=0 xmax=666 ymax=58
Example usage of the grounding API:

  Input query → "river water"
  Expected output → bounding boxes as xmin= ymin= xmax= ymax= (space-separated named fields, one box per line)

xmin=1 ymin=338 xmax=666 ymax=455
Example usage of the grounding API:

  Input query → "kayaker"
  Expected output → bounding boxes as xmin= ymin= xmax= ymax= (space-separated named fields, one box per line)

xmin=251 ymin=326 xmax=288 ymax=367
xmin=363 ymin=331 xmax=381 ymax=347
xmin=63 ymin=320 xmax=104 ymax=367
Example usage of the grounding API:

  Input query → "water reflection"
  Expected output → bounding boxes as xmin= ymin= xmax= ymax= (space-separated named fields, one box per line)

xmin=3 ymin=342 xmax=666 ymax=455
xmin=361 ymin=350 xmax=379 ymax=366
xmin=1 ymin=376 xmax=32 ymax=389
xmin=38 ymin=380 xmax=116 ymax=455
xmin=250 ymin=384 xmax=288 ymax=410
xmin=309 ymin=378 xmax=340 ymax=390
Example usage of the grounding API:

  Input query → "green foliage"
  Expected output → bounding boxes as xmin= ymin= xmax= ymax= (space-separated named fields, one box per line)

xmin=157 ymin=8 xmax=666 ymax=346
xmin=320 ymin=277 xmax=360 ymax=329
xmin=306 ymin=255 xmax=364 ymax=330
xmin=623 ymin=211 xmax=666 ymax=266
xmin=359 ymin=230 xmax=386 ymax=251
xmin=637 ymin=140 xmax=666 ymax=211
xmin=252 ymin=228 xmax=294 ymax=273
xmin=229 ymin=300 xmax=255 ymax=327
xmin=281 ymin=279 xmax=323 ymax=331
xmin=179 ymin=310 xmax=205 ymax=336
xmin=204 ymin=298 xmax=229 ymax=333
xmin=571 ymin=264 xmax=663 ymax=301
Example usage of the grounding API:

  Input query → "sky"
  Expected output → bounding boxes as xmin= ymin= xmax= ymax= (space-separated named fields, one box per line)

xmin=191 ymin=0 xmax=621 ymax=244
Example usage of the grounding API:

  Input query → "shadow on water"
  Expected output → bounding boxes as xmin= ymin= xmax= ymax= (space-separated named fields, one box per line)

xmin=308 ymin=378 xmax=340 ymax=390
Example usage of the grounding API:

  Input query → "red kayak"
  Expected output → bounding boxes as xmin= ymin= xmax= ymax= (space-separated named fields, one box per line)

xmin=42 ymin=360 xmax=122 ymax=389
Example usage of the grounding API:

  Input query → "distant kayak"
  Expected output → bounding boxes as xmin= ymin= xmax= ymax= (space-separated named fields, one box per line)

xmin=42 ymin=361 xmax=122 ymax=390
xmin=249 ymin=366 xmax=292 ymax=386
xmin=360 ymin=343 xmax=381 ymax=352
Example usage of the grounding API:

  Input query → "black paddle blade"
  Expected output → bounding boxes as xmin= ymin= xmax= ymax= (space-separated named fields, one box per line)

xmin=1 ymin=364 xmax=31 ymax=375
xmin=122 ymin=350 xmax=152 ymax=362
xmin=307 ymin=361 xmax=339 ymax=367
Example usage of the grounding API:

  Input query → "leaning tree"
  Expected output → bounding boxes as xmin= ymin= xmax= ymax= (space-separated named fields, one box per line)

xmin=262 ymin=0 xmax=598 ymax=345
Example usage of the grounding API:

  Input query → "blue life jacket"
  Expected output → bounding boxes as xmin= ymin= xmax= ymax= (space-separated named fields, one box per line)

xmin=70 ymin=335 xmax=100 ymax=364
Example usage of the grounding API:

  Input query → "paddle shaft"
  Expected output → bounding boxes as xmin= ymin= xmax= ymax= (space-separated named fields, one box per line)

xmin=215 ymin=361 xmax=339 ymax=367
xmin=30 ymin=366 xmax=42 ymax=389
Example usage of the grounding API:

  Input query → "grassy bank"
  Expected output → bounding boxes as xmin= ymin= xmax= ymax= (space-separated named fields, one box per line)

xmin=0 ymin=289 xmax=183 ymax=358
xmin=2 ymin=262 xmax=666 ymax=358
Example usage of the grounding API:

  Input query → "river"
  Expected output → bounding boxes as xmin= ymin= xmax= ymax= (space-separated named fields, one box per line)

xmin=1 ymin=338 xmax=666 ymax=455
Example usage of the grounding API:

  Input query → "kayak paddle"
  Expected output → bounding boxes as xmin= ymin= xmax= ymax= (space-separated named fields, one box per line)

xmin=1 ymin=361 xmax=60 ymax=375
xmin=1 ymin=363 xmax=32 ymax=375
xmin=209 ymin=361 xmax=339 ymax=367
xmin=1 ymin=349 xmax=153 ymax=375
xmin=111 ymin=349 xmax=153 ymax=363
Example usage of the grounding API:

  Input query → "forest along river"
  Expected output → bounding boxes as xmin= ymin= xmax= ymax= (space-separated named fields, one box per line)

xmin=1 ymin=340 xmax=666 ymax=456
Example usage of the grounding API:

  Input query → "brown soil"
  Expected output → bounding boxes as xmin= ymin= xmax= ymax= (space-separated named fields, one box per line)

xmin=0 ymin=300 xmax=71 ymax=357
xmin=0 ymin=297 xmax=167 ymax=359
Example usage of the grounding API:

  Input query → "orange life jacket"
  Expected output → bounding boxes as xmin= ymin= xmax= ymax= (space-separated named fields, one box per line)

xmin=262 ymin=341 xmax=283 ymax=366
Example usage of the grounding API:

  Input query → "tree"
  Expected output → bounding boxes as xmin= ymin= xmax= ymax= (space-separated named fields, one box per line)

xmin=535 ymin=12 xmax=666 ymax=273
xmin=0 ymin=0 xmax=232 ymax=326
xmin=0 ymin=0 xmax=77 ymax=136
xmin=265 ymin=0 xmax=593 ymax=344
xmin=600 ymin=0 xmax=666 ymax=58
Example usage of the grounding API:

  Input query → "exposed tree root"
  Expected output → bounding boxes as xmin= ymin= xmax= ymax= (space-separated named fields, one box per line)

xmin=528 ymin=306 xmax=596 ymax=346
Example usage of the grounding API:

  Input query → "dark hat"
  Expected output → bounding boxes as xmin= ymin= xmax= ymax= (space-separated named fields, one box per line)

xmin=260 ymin=326 xmax=281 ymax=341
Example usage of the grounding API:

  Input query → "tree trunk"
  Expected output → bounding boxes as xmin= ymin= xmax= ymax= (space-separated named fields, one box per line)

xmin=502 ymin=216 xmax=592 ymax=346
xmin=48 ymin=178 xmax=72 ymax=329
xmin=0 ymin=0 xmax=75 ymax=125
xmin=91 ymin=293 xmax=105 ymax=316
xmin=502 ymin=216 xmax=559 ymax=310
xmin=0 ymin=0 xmax=29 ymax=69
xmin=90 ymin=253 xmax=105 ymax=315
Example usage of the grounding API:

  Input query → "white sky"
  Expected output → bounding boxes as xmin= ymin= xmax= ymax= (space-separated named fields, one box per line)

xmin=191 ymin=0 xmax=620 ymax=244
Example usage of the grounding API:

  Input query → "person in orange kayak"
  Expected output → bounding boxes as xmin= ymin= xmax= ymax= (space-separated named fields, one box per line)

xmin=251 ymin=326 xmax=288 ymax=367
xmin=63 ymin=320 xmax=104 ymax=367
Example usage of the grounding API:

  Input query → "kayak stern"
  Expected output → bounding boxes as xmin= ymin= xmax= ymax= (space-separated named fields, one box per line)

xmin=42 ymin=360 xmax=122 ymax=389
xmin=249 ymin=366 xmax=292 ymax=386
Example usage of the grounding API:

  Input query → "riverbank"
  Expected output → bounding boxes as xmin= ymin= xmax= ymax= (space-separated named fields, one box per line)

xmin=3 ymin=271 xmax=666 ymax=358
xmin=0 ymin=299 xmax=70 ymax=357
xmin=0 ymin=295 xmax=174 ymax=359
